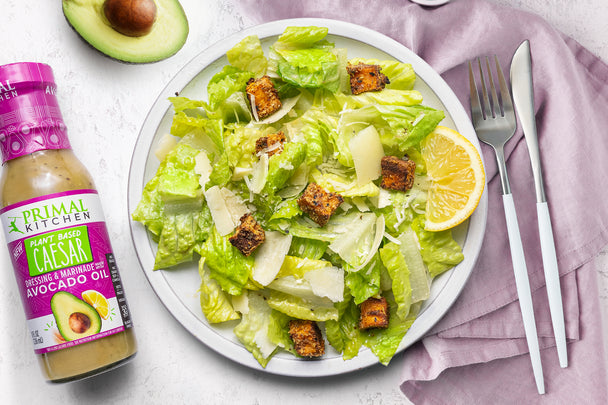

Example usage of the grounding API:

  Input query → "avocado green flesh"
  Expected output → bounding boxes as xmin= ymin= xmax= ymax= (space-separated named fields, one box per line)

xmin=62 ymin=0 xmax=189 ymax=63
xmin=51 ymin=291 xmax=102 ymax=341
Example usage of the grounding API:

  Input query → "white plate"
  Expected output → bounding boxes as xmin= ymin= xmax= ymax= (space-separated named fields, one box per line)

xmin=128 ymin=18 xmax=488 ymax=377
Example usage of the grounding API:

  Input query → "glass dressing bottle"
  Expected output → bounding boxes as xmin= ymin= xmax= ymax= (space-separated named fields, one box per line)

xmin=0 ymin=62 xmax=136 ymax=382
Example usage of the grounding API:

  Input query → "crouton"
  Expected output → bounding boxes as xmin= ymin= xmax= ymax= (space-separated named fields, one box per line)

xmin=346 ymin=63 xmax=390 ymax=95
xmin=255 ymin=131 xmax=286 ymax=157
xmin=359 ymin=297 xmax=389 ymax=330
xmin=229 ymin=213 xmax=265 ymax=256
xmin=380 ymin=155 xmax=416 ymax=192
xmin=297 ymin=183 xmax=344 ymax=227
xmin=288 ymin=319 xmax=325 ymax=358
xmin=246 ymin=75 xmax=282 ymax=119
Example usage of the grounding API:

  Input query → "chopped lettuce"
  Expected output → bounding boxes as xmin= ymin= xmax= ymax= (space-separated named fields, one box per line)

xmin=261 ymin=142 xmax=307 ymax=195
xmin=207 ymin=65 xmax=253 ymax=111
xmin=272 ymin=26 xmax=341 ymax=93
xmin=196 ymin=227 xmax=253 ymax=296
xmin=198 ymin=258 xmax=240 ymax=323
xmin=379 ymin=242 xmax=412 ymax=320
xmin=233 ymin=292 xmax=278 ymax=367
xmin=412 ymin=216 xmax=464 ymax=278
xmin=227 ymin=35 xmax=268 ymax=77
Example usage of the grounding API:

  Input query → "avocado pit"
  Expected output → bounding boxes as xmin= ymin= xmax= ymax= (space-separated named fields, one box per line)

xmin=69 ymin=312 xmax=92 ymax=334
xmin=103 ymin=0 xmax=157 ymax=37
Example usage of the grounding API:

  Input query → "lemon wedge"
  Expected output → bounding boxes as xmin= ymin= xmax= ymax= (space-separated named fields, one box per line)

xmin=82 ymin=290 xmax=110 ymax=320
xmin=421 ymin=126 xmax=485 ymax=231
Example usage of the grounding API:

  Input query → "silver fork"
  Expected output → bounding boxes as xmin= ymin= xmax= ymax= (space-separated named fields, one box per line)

xmin=469 ymin=57 xmax=545 ymax=395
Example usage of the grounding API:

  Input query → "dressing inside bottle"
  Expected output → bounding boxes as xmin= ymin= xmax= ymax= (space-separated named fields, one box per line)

xmin=0 ymin=62 xmax=136 ymax=382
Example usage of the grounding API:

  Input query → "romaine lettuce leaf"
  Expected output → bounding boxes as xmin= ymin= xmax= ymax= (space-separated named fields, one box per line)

xmin=132 ymin=143 xmax=202 ymax=237
xmin=412 ymin=216 xmax=464 ymax=278
xmin=345 ymin=252 xmax=382 ymax=305
xmin=198 ymin=258 xmax=240 ymax=323
xmin=267 ymin=309 xmax=297 ymax=355
xmin=207 ymin=65 xmax=253 ymax=111
xmin=227 ymin=35 xmax=267 ymax=77
xmin=334 ymin=89 xmax=423 ymax=109
xmin=267 ymin=290 xmax=338 ymax=321
xmin=287 ymin=236 xmax=328 ymax=260
xmin=154 ymin=208 xmax=200 ymax=269
xmin=397 ymin=228 xmax=430 ymax=303
xmin=196 ymin=227 xmax=253 ymax=295
xmin=261 ymin=142 xmax=307 ymax=195
xmin=325 ymin=292 xmax=363 ymax=360
xmin=233 ymin=292 xmax=278 ymax=367
xmin=362 ymin=296 xmax=420 ymax=365
xmin=275 ymin=26 xmax=329 ymax=50
xmin=379 ymin=242 xmax=412 ymax=320
xmin=275 ymin=256 xmax=332 ymax=279
xmin=168 ymin=96 xmax=207 ymax=113
xmin=277 ymin=48 xmax=340 ymax=93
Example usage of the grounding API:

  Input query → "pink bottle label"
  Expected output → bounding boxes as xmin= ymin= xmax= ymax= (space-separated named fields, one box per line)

xmin=0 ymin=62 xmax=71 ymax=164
xmin=0 ymin=190 xmax=133 ymax=354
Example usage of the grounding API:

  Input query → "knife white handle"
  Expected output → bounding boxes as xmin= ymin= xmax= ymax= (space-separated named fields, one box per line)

xmin=503 ymin=193 xmax=545 ymax=395
xmin=537 ymin=201 xmax=568 ymax=368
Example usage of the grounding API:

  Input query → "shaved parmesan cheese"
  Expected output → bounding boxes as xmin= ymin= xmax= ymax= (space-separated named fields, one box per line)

xmin=253 ymin=231 xmax=293 ymax=286
xmin=249 ymin=93 xmax=259 ymax=122
xmin=220 ymin=187 xmax=249 ymax=221
xmin=256 ymin=94 xmax=301 ymax=125
xmin=205 ymin=186 xmax=236 ymax=236
xmin=372 ymin=188 xmax=391 ymax=209
xmin=349 ymin=125 xmax=384 ymax=185
xmin=194 ymin=152 xmax=213 ymax=187
xmin=232 ymin=166 xmax=254 ymax=180
xmin=232 ymin=291 xmax=249 ymax=314
xmin=250 ymin=153 xmax=269 ymax=194
xmin=303 ymin=266 xmax=344 ymax=302
xmin=204 ymin=186 xmax=249 ymax=236
xmin=154 ymin=134 xmax=178 ymax=162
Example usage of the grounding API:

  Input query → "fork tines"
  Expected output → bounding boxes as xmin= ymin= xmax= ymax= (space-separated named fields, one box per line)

xmin=469 ymin=56 xmax=515 ymax=122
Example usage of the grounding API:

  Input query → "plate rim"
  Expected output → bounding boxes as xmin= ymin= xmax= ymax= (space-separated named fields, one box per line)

xmin=127 ymin=17 xmax=488 ymax=377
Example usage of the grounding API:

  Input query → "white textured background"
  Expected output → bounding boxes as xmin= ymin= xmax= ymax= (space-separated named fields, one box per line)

xmin=0 ymin=1 xmax=606 ymax=404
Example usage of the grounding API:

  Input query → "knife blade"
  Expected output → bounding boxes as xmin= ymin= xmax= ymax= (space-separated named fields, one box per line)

xmin=510 ymin=40 xmax=568 ymax=368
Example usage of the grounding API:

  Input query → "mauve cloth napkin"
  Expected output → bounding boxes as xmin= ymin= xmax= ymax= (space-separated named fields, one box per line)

xmin=239 ymin=0 xmax=608 ymax=402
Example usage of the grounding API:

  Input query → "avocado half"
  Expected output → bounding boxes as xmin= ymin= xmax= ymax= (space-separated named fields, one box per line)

xmin=62 ymin=0 xmax=189 ymax=63
xmin=51 ymin=291 xmax=102 ymax=341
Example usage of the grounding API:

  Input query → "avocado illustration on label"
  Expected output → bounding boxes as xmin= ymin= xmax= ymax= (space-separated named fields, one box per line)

xmin=62 ymin=0 xmax=189 ymax=63
xmin=51 ymin=291 xmax=102 ymax=341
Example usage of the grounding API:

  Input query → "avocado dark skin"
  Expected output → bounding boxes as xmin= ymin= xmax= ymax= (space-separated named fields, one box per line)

xmin=103 ymin=0 xmax=157 ymax=37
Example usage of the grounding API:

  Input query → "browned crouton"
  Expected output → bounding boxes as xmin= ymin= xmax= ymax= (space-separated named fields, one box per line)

xmin=255 ymin=131 xmax=286 ymax=157
xmin=229 ymin=213 xmax=265 ymax=256
xmin=347 ymin=63 xmax=390 ymax=95
xmin=288 ymin=319 xmax=325 ymax=358
xmin=380 ymin=156 xmax=416 ymax=192
xmin=297 ymin=183 xmax=344 ymax=227
xmin=246 ymin=76 xmax=282 ymax=119
xmin=359 ymin=297 xmax=389 ymax=330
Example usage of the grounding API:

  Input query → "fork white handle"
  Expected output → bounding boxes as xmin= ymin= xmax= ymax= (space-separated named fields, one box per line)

xmin=503 ymin=193 xmax=545 ymax=395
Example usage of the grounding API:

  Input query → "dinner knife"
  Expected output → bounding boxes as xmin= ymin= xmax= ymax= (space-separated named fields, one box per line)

xmin=510 ymin=40 xmax=568 ymax=368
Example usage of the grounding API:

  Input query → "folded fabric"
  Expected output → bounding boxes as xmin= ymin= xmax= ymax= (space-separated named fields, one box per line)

xmin=239 ymin=0 xmax=608 ymax=402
